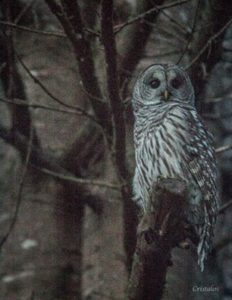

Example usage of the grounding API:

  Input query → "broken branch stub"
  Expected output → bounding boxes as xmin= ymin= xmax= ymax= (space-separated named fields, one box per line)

xmin=127 ymin=178 xmax=188 ymax=300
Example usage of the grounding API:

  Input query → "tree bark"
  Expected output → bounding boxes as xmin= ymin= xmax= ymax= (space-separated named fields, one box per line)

xmin=127 ymin=178 xmax=188 ymax=300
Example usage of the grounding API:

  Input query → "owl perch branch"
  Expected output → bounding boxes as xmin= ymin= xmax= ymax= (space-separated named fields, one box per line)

xmin=127 ymin=178 xmax=188 ymax=300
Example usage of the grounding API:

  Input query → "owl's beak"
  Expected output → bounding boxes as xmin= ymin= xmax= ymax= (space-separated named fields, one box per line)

xmin=162 ymin=90 xmax=170 ymax=101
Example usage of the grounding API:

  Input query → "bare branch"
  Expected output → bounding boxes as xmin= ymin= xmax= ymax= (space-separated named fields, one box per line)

xmin=45 ymin=0 xmax=111 ymax=133
xmin=0 ymin=125 xmax=107 ymax=212
xmin=158 ymin=7 xmax=189 ymax=35
xmin=0 ymin=21 xmax=67 ymax=37
xmin=35 ymin=166 xmax=120 ymax=190
xmin=0 ymin=125 xmax=33 ymax=249
xmin=101 ymin=0 xmax=127 ymax=180
xmin=0 ymin=22 xmax=99 ymax=38
xmin=117 ymin=0 xmax=166 ymax=98
xmin=115 ymin=0 xmax=190 ymax=34
xmin=203 ymin=111 xmax=232 ymax=120
xmin=216 ymin=144 xmax=232 ymax=154
xmin=15 ymin=52 xmax=87 ymax=111
xmin=186 ymin=1 xmax=232 ymax=105
xmin=0 ymin=96 xmax=100 ymax=125
xmin=146 ymin=21 xmax=186 ymax=43
xmin=14 ymin=0 xmax=34 ymax=24
xmin=127 ymin=179 xmax=188 ymax=300
xmin=187 ymin=18 xmax=232 ymax=69
xmin=177 ymin=0 xmax=200 ymax=64
xmin=1 ymin=3 xmax=39 ymax=146
xmin=218 ymin=199 xmax=232 ymax=214
xmin=100 ymin=0 xmax=137 ymax=271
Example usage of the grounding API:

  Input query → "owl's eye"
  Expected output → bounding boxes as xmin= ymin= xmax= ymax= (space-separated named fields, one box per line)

xmin=171 ymin=77 xmax=182 ymax=89
xmin=148 ymin=78 xmax=160 ymax=89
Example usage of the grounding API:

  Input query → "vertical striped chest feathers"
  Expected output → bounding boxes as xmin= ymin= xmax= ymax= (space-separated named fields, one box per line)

xmin=133 ymin=64 xmax=195 ymax=181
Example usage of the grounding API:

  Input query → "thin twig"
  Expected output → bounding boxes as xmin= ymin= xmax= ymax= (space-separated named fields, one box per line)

xmin=218 ymin=199 xmax=232 ymax=214
xmin=204 ymin=97 xmax=229 ymax=104
xmin=216 ymin=144 xmax=232 ymax=154
xmin=114 ymin=0 xmax=190 ymax=34
xmin=0 ymin=125 xmax=33 ymax=249
xmin=35 ymin=166 xmax=120 ymax=190
xmin=203 ymin=112 xmax=232 ymax=120
xmin=79 ymin=82 xmax=106 ymax=103
xmin=0 ymin=20 xmax=99 ymax=38
xmin=15 ymin=52 xmax=94 ymax=115
xmin=146 ymin=21 xmax=186 ymax=43
xmin=45 ymin=0 xmax=110 ymax=134
xmin=0 ymin=20 xmax=66 ymax=37
xmin=186 ymin=18 xmax=232 ymax=69
xmin=0 ymin=96 xmax=99 ymax=124
xmin=14 ymin=0 xmax=34 ymax=24
xmin=177 ymin=0 xmax=200 ymax=64
xmin=159 ymin=8 xmax=189 ymax=35
xmin=0 ymin=125 xmax=106 ymax=212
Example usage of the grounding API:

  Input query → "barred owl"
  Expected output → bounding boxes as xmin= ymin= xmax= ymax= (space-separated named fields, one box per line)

xmin=132 ymin=64 xmax=219 ymax=271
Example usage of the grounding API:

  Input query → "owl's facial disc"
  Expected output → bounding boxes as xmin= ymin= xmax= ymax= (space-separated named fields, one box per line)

xmin=135 ymin=64 xmax=195 ymax=106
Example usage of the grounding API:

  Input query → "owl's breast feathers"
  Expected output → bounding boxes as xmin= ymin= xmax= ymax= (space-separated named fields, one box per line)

xmin=135 ymin=104 xmax=194 ymax=183
xmin=134 ymin=103 xmax=218 ymax=202
xmin=133 ymin=103 xmax=219 ymax=269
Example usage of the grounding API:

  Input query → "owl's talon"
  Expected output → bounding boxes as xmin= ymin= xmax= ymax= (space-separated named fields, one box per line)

xmin=178 ymin=241 xmax=190 ymax=249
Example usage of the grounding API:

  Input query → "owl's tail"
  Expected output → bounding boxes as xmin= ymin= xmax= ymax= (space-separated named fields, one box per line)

xmin=197 ymin=216 xmax=214 ymax=272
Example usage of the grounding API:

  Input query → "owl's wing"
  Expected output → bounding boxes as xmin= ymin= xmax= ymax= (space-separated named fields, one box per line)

xmin=186 ymin=110 xmax=218 ymax=217
xmin=166 ymin=104 xmax=218 ymax=270
xmin=183 ymin=108 xmax=219 ymax=269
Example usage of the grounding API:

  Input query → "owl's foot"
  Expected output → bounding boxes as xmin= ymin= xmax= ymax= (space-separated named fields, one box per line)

xmin=178 ymin=240 xmax=190 ymax=249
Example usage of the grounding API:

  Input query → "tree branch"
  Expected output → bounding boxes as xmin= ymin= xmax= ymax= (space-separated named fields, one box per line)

xmin=114 ymin=0 xmax=189 ymax=34
xmin=187 ymin=1 xmax=232 ymax=105
xmin=0 ymin=125 xmax=105 ymax=211
xmin=218 ymin=199 xmax=232 ymax=214
xmin=0 ymin=20 xmax=66 ymax=37
xmin=35 ymin=166 xmax=120 ymax=190
xmin=216 ymin=144 xmax=232 ymax=154
xmin=127 ymin=179 xmax=188 ymax=300
xmin=101 ymin=0 xmax=127 ymax=180
xmin=118 ymin=0 xmax=166 ymax=98
xmin=15 ymin=51 xmax=88 ymax=112
xmin=177 ymin=0 xmax=200 ymax=64
xmin=0 ymin=96 xmax=100 ymax=125
xmin=0 ymin=125 xmax=33 ymax=248
xmin=187 ymin=18 xmax=232 ymax=69
xmin=101 ymin=0 xmax=137 ymax=271
xmin=45 ymin=0 xmax=111 ymax=134
xmin=0 ymin=3 xmax=39 ymax=146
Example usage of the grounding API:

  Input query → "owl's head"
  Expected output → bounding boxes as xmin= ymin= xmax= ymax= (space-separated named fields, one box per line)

xmin=132 ymin=64 xmax=195 ymax=109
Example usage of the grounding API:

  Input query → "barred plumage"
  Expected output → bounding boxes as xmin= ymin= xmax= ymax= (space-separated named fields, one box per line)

xmin=132 ymin=64 xmax=219 ymax=271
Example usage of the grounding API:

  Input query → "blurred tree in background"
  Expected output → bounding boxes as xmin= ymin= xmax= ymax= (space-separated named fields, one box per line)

xmin=0 ymin=0 xmax=232 ymax=299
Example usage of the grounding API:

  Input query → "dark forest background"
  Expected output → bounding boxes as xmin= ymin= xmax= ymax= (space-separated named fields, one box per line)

xmin=0 ymin=0 xmax=232 ymax=299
